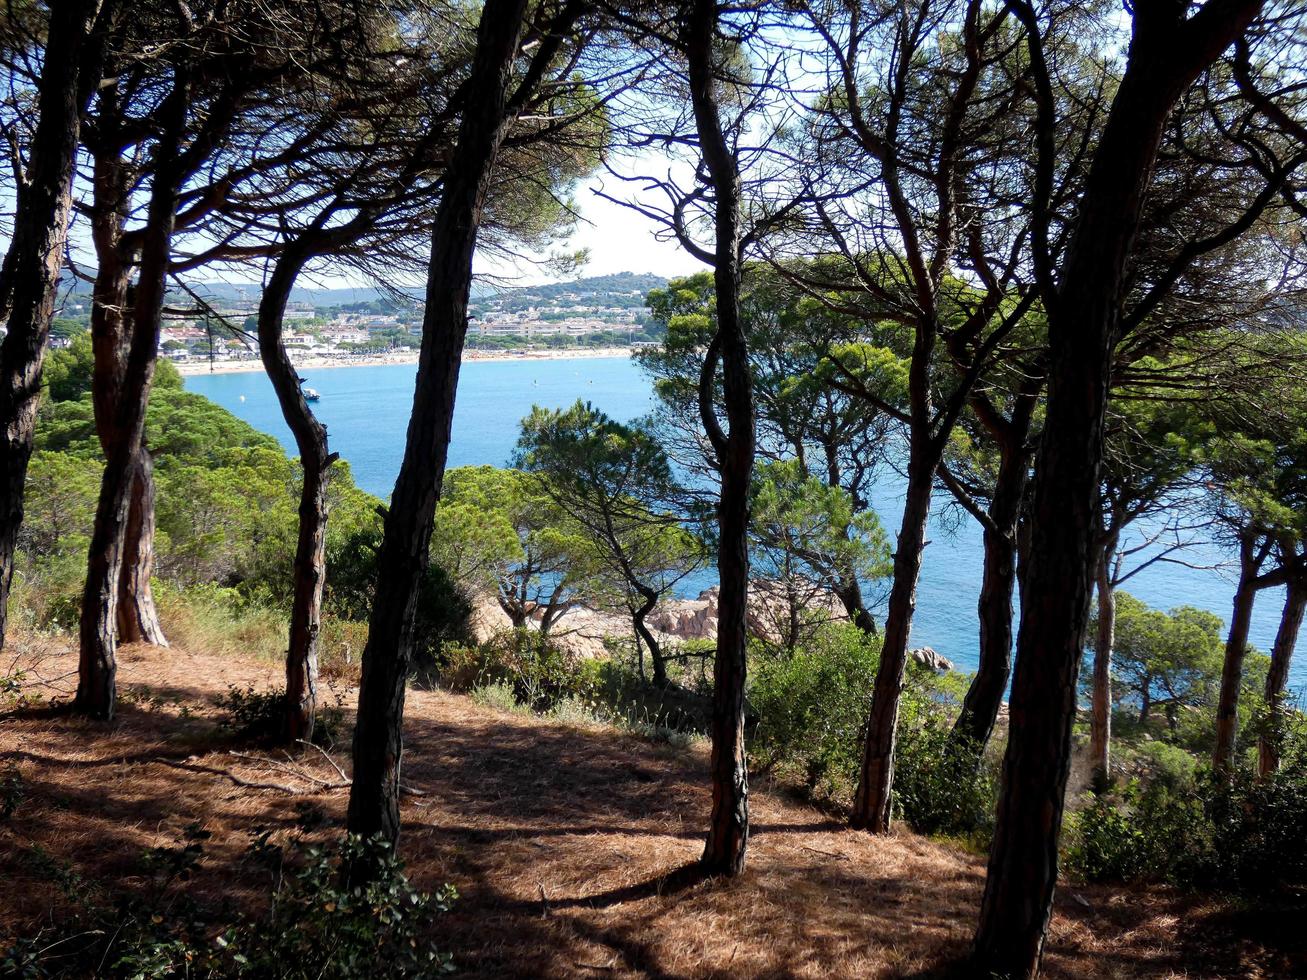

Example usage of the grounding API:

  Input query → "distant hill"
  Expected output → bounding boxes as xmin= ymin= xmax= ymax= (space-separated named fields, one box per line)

xmin=479 ymin=272 xmax=668 ymax=313
xmin=54 ymin=271 xmax=667 ymax=314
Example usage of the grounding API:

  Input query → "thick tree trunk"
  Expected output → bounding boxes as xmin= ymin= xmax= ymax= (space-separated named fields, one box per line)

xmin=0 ymin=0 xmax=105 ymax=649
xmin=347 ymin=0 xmax=531 ymax=845
xmin=969 ymin=12 xmax=1263 ymax=964
xmin=75 ymin=72 xmax=188 ymax=720
xmin=1089 ymin=541 xmax=1116 ymax=786
xmin=1213 ymin=534 xmax=1265 ymax=772
xmin=88 ymin=101 xmax=168 ymax=650
xmin=850 ymin=456 xmax=933 ymax=831
xmin=1259 ymin=573 xmax=1306 ymax=778
xmin=687 ymin=0 xmax=754 ymax=878
xmin=954 ymin=436 xmax=1029 ymax=750
xmin=116 ymin=452 xmax=168 ymax=645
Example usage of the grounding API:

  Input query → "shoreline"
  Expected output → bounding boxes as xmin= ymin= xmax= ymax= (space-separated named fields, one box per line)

xmin=175 ymin=346 xmax=637 ymax=377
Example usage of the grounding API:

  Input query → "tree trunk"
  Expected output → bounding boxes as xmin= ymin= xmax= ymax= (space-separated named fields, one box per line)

xmin=687 ymin=0 xmax=754 ymax=878
xmin=75 ymin=71 xmax=189 ymax=720
xmin=1213 ymin=532 xmax=1263 ymax=773
xmin=89 ymin=96 xmax=168 ymax=651
xmin=1259 ymin=573 xmax=1305 ymax=778
xmin=632 ymin=590 xmax=665 ymax=687
xmin=954 ymin=435 xmax=1029 ymax=750
xmin=116 ymin=452 xmax=168 ymax=645
xmin=1089 ymin=538 xmax=1116 ymax=786
xmin=835 ymin=574 xmax=877 ymax=636
xmin=347 ymin=0 xmax=531 ymax=846
xmin=970 ymin=12 xmax=1262 ymax=965
xmin=850 ymin=453 xmax=932 ymax=832
xmin=257 ymin=244 xmax=335 ymax=744
xmin=0 ymin=0 xmax=106 ymax=649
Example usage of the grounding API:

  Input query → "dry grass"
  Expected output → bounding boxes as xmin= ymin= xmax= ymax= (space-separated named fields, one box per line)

xmin=1 ymin=637 xmax=1302 ymax=978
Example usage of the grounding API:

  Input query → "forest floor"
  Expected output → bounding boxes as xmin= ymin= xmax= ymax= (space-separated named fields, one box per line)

xmin=1 ymin=638 xmax=1303 ymax=979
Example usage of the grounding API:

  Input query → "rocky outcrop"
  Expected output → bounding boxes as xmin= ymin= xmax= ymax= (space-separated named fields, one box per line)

xmin=909 ymin=647 xmax=954 ymax=672
xmin=464 ymin=583 xmax=952 ymax=672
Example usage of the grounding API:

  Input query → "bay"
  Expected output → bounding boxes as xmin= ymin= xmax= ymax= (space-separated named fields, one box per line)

xmin=188 ymin=355 xmax=1306 ymax=693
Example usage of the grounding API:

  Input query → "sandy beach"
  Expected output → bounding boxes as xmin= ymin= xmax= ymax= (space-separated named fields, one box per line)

xmin=174 ymin=345 xmax=637 ymax=376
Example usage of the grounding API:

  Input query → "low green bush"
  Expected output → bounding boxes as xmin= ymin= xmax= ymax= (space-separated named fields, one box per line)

xmin=3 ymin=820 xmax=456 ymax=978
xmin=1065 ymin=740 xmax=1307 ymax=891
xmin=214 ymin=685 xmax=344 ymax=746
xmin=748 ymin=623 xmax=998 ymax=837
xmin=440 ymin=630 xmax=596 ymax=710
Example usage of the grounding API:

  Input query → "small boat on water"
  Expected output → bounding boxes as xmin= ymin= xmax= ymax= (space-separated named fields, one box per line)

xmin=304 ymin=387 xmax=321 ymax=402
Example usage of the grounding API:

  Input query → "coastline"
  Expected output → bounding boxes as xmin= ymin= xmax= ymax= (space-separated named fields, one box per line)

xmin=174 ymin=345 xmax=637 ymax=377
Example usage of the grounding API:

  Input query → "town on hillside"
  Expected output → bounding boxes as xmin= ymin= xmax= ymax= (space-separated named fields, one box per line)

xmin=41 ymin=271 xmax=668 ymax=365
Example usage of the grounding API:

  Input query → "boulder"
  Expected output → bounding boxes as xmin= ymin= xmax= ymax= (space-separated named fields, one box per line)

xmin=909 ymin=646 xmax=954 ymax=672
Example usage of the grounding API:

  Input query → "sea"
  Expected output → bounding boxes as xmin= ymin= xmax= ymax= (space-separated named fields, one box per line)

xmin=188 ymin=355 xmax=1307 ymax=693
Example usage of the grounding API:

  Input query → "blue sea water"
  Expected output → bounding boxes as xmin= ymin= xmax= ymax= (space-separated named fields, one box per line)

xmin=188 ymin=355 xmax=1307 ymax=693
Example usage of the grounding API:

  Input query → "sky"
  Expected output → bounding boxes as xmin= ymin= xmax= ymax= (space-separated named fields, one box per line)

xmin=474 ymin=160 xmax=708 ymax=286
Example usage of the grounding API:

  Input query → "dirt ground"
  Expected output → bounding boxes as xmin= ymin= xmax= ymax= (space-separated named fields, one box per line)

xmin=1 ymin=638 xmax=1302 ymax=978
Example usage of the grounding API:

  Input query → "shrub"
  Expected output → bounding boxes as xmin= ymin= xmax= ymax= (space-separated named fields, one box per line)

xmin=440 ymin=630 xmax=594 ymax=710
xmin=1064 ymin=748 xmax=1307 ymax=891
xmin=892 ymin=717 xmax=999 ymax=839
xmin=749 ymin=623 xmax=879 ymax=796
xmin=214 ymin=685 xmax=344 ymax=746
xmin=3 ymin=822 xmax=456 ymax=978
xmin=748 ymin=623 xmax=998 ymax=838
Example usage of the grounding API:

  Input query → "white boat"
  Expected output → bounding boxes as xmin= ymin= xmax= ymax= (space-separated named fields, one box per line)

xmin=304 ymin=387 xmax=321 ymax=402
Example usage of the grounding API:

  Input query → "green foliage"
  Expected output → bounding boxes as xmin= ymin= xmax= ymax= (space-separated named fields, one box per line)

xmin=1065 ymin=741 xmax=1307 ymax=891
xmin=1101 ymin=592 xmax=1226 ymax=725
xmin=749 ymin=623 xmax=880 ymax=795
xmin=327 ymin=528 xmax=472 ymax=668
xmin=433 ymin=466 xmax=597 ymax=631
xmin=749 ymin=623 xmax=996 ymax=836
xmin=3 ymin=822 xmax=455 ymax=978
xmin=440 ymin=630 xmax=597 ymax=710
xmin=0 ymin=766 xmax=24 ymax=821
xmin=214 ymin=685 xmax=344 ymax=746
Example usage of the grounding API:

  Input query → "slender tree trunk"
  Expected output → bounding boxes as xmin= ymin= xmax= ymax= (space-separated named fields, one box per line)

xmin=687 ymin=0 xmax=754 ymax=877
xmin=1259 ymin=573 xmax=1305 ymax=778
xmin=632 ymin=590 xmax=665 ymax=687
xmin=835 ymin=574 xmax=877 ymax=635
xmin=954 ymin=436 xmax=1029 ymax=750
xmin=116 ymin=451 xmax=167 ymax=645
xmin=75 ymin=72 xmax=189 ymax=719
xmin=257 ymin=244 xmax=335 ymax=744
xmin=347 ymin=0 xmax=532 ymax=845
xmin=970 ymin=14 xmax=1262 ymax=964
xmin=1089 ymin=540 xmax=1116 ymax=786
xmin=0 ymin=0 xmax=106 ymax=649
xmin=1213 ymin=532 xmax=1263 ymax=773
xmin=850 ymin=453 xmax=933 ymax=831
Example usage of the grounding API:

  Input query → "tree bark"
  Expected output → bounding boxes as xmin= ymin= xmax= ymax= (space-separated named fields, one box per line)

xmin=116 ymin=451 xmax=168 ymax=645
xmin=74 ymin=70 xmax=189 ymax=720
xmin=88 ymin=89 xmax=168 ymax=651
xmin=0 ymin=0 xmax=107 ymax=649
xmin=1089 ymin=538 xmax=1116 ymax=786
xmin=257 ymin=244 xmax=334 ymax=744
xmin=954 ymin=431 xmax=1030 ymax=750
xmin=972 ymin=6 xmax=1264 ymax=970
xmin=850 ymin=453 xmax=933 ymax=831
xmin=687 ymin=0 xmax=754 ymax=878
xmin=632 ymin=589 xmax=665 ymax=687
xmin=1259 ymin=572 xmax=1306 ymax=778
xmin=347 ymin=0 xmax=532 ymax=845
xmin=1213 ymin=531 xmax=1265 ymax=772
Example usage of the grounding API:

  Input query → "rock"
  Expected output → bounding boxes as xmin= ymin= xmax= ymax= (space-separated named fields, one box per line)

xmin=909 ymin=646 xmax=953 ymax=672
